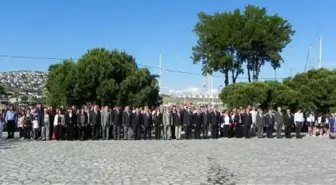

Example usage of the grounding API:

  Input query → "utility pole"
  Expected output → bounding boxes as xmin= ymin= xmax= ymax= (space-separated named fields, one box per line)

xmin=308 ymin=45 xmax=313 ymax=70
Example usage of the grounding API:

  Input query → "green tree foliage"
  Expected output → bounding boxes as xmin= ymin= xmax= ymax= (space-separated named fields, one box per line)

xmin=20 ymin=95 xmax=29 ymax=102
xmin=283 ymin=68 xmax=336 ymax=113
xmin=0 ymin=85 xmax=6 ymax=96
xmin=220 ymin=68 xmax=336 ymax=113
xmin=192 ymin=5 xmax=295 ymax=85
xmin=46 ymin=48 xmax=160 ymax=107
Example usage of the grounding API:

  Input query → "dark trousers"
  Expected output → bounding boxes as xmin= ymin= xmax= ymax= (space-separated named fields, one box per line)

xmin=6 ymin=120 xmax=15 ymax=138
xmin=56 ymin=125 xmax=64 ymax=140
xmin=133 ymin=125 xmax=141 ymax=140
xmin=87 ymin=124 xmax=92 ymax=139
xmin=223 ymin=125 xmax=229 ymax=138
xmin=211 ymin=125 xmax=218 ymax=139
xmin=295 ymin=122 xmax=303 ymax=138
xmin=80 ymin=125 xmax=87 ymax=140
xmin=194 ymin=125 xmax=202 ymax=139
xmin=244 ymin=124 xmax=251 ymax=138
xmin=74 ymin=125 xmax=80 ymax=140
xmin=185 ymin=125 xmax=192 ymax=139
xmin=93 ymin=124 xmax=101 ymax=139
xmin=266 ymin=126 xmax=273 ymax=138
xmin=228 ymin=125 xmax=234 ymax=138
xmin=66 ymin=124 xmax=74 ymax=141
xmin=19 ymin=127 xmax=24 ymax=138
xmin=171 ymin=125 xmax=175 ymax=139
xmin=113 ymin=124 xmax=121 ymax=140
xmin=155 ymin=125 xmax=161 ymax=140
xmin=284 ymin=125 xmax=292 ymax=138
xmin=49 ymin=123 xmax=54 ymax=140
xmin=202 ymin=125 xmax=209 ymax=139
xmin=144 ymin=128 xmax=151 ymax=140
xmin=24 ymin=126 xmax=32 ymax=139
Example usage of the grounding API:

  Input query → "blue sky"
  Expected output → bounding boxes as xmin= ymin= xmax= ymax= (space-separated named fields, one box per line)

xmin=0 ymin=0 xmax=335 ymax=93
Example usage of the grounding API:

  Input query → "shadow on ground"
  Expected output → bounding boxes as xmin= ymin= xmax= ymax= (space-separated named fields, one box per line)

xmin=204 ymin=157 xmax=236 ymax=185
xmin=0 ymin=138 xmax=21 ymax=150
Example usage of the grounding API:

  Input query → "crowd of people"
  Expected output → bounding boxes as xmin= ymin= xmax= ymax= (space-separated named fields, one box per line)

xmin=0 ymin=104 xmax=335 ymax=141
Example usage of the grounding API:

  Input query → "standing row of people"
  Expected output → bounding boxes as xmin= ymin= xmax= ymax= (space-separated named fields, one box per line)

xmin=1 ymin=104 xmax=335 ymax=140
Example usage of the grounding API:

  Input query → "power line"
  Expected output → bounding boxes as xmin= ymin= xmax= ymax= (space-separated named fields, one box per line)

xmin=0 ymin=54 xmax=289 ymax=80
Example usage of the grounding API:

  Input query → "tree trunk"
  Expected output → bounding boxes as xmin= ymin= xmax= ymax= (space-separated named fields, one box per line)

xmin=224 ymin=70 xmax=229 ymax=86
xmin=247 ymin=61 xmax=251 ymax=82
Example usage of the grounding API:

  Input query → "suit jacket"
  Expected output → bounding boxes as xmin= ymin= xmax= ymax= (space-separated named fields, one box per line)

xmin=193 ymin=112 xmax=202 ymax=127
xmin=265 ymin=114 xmax=275 ymax=128
xmin=163 ymin=111 xmax=173 ymax=126
xmin=183 ymin=110 xmax=192 ymax=127
xmin=173 ymin=111 xmax=182 ymax=126
xmin=143 ymin=112 xmax=152 ymax=129
xmin=256 ymin=113 xmax=265 ymax=127
xmin=275 ymin=111 xmax=284 ymax=125
xmin=201 ymin=112 xmax=210 ymax=127
xmin=90 ymin=111 xmax=101 ymax=126
xmin=131 ymin=112 xmax=142 ymax=128
xmin=242 ymin=112 xmax=252 ymax=126
xmin=154 ymin=112 xmax=163 ymax=126
xmin=101 ymin=111 xmax=111 ymax=127
xmin=65 ymin=112 xmax=77 ymax=126
xmin=113 ymin=110 xmax=122 ymax=125
xmin=122 ymin=111 xmax=132 ymax=127
xmin=283 ymin=113 xmax=294 ymax=126
xmin=77 ymin=112 xmax=88 ymax=127
xmin=210 ymin=111 xmax=220 ymax=127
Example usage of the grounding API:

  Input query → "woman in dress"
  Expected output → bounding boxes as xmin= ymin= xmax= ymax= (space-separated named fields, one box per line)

xmin=24 ymin=109 xmax=32 ymax=140
xmin=18 ymin=111 xmax=25 ymax=140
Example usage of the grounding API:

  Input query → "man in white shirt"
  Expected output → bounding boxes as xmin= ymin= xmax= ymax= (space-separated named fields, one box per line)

xmin=250 ymin=107 xmax=257 ymax=137
xmin=294 ymin=109 xmax=304 ymax=139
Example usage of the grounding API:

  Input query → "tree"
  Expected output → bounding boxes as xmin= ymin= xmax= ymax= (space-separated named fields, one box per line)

xmin=219 ymin=81 xmax=299 ymax=110
xmin=243 ymin=5 xmax=295 ymax=81
xmin=192 ymin=5 xmax=295 ymax=84
xmin=20 ymin=95 xmax=29 ymax=102
xmin=192 ymin=11 xmax=244 ymax=86
xmin=46 ymin=48 xmax=160 ymax=107
xmin=0 ymin=85 xmax=6 ymax=96
xmin=45 ymin=60 xmax=77 ymax=106
xmin=283 ymin=68 xmax=336 ymax=113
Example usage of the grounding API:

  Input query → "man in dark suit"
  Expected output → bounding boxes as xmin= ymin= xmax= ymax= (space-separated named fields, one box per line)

xmin=183 ymin=107 xmax=193 ymax=139
xmin=193 ymin=108 xmax=202 ymax=139
xmin=154 ymin=108 xmax=163 ymax=140
xmin=283 ymin=109 xmax=293 ymax=138
xmin=132 ymin=108 xmax=142 ymax=140
xmin=210 ymin=108 xmax=220 ymax=139
xmin=143 ymin=107 xmax=152 ymax=140
xmin=37 ymin=103 xmax=44 ymax=139
xmin=112 ymin=107 xmax=122 ymax=140
xmin=201 ymin=107 xmax=210 ymax=139
xmin=242 ymin=108 xmax=253 ymax=138
xmin=265 ymin=109 xmax=275 ymax=138
xmin=90 ymin=105 xmax=101 ymax=140
xmin=122 ymin=106 xmax=132 ymax=140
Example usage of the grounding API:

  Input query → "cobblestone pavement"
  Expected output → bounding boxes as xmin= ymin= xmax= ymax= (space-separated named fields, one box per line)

xmin=1 ymin=135 xmax=336 ymax=185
